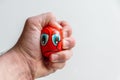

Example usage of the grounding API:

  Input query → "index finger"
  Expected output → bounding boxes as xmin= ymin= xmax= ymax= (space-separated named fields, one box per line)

xmin=58 ymin=21 xmax=72 ymax=38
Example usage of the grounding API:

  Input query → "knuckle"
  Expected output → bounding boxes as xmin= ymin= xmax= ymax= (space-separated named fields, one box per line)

xmin=62 ymin=20 xmax=68 ymax=25
xmin=61 ymin=20 xmax=69 ymax=26
xmin=68 ymin=37 xmax=76 ymax=48
xmin=42 ymin=12 xmax=54 ymax=18
xmin=70 ymin=37 xmax=76 ymax=48
xmin=26 ymin=17 xmax=34 ymax=24
xmin=68 ymin=27 xmax=72 ymax=36
xmin=63 ymin=27 xmax=72 ymax=37
xmin=25 ymin=17 xmax=38 ymax=27
xmin=46 ymin=12 xmax=54 ymax=16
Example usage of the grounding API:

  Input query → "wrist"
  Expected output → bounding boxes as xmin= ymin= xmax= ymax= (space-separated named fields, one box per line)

xmin=0 ymin=47 xmax=33 ymax=80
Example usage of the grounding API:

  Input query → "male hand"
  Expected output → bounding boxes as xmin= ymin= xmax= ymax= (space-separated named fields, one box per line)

xmin=13 ymin=12 xmax=75 ymax=79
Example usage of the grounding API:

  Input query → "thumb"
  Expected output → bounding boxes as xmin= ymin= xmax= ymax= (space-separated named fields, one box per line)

xmin=25 ymin=12 xmax=57 ymax=31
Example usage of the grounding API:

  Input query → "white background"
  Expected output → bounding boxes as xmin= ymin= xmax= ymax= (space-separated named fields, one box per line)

xmin=0 ymin=0 xmax=120 ymax=80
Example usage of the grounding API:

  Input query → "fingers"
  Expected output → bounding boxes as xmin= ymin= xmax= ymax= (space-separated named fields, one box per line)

xmin=47 ymin=50 xmax=73 ymax=71
xmin=59 ymin=21 xmax=72 ymax=38
xmin=50 ymin=50 xmax=73 ymax=63
xmin=44 ymin=62 xmax=65 ymax=74
xmin=63 ymin=37 xmax=76 ymax=50
xmin=38 ymin=12 xmax=58 ymax=28
xmin=59 ymin=21 xmax=75 ymax=50
xmin=25 ymin=12 xmax=58 ymax=30
xmin=47 ymin=21 xmax=75 ymax=71
xmin=50 ymin=62 xmax=65 ymax=70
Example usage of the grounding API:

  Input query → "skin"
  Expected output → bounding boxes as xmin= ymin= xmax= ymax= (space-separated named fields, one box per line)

xmin=0 ymin=12 xmax=75 ymax=80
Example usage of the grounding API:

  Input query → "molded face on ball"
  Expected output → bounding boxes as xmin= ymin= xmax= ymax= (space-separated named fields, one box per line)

xmin=40 ymin=26 xmax=63 ymax=58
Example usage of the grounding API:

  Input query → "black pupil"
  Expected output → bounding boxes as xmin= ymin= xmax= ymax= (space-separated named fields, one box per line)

xmin=55 ymin=37 xmax=59 ymax=44
xmin=42 ymin=36 xmax=46 ymax=44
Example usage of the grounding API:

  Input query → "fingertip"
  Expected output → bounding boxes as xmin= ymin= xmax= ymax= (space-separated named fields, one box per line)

xmin=58 ymin=21 xmax=72 ymax=37
xmin=50 ymin=50 xmax=73 ymax=63
xmin=50 ymin=54 xmax=59 ymax=62
xmin=51 ymin=62 xmax=66 ymax=70
xmin=50 ymin=53 xmax=65 ymax=63
xmin=63 ymin=37 xmax=76 ymax=50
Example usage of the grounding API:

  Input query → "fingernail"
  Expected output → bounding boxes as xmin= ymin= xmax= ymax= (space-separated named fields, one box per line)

xmin=51 ymin=54 xmax=59 ymax=62
xmin=53 ymin=22 xmax=62 ymax=29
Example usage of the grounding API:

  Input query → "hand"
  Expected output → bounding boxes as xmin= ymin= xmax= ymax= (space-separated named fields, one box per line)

xmin=13 ymin=12 xmax=75 ymax=79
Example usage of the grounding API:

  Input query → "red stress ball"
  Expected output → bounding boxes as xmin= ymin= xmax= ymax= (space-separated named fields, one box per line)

xmin=40 ymin=25 xmax=63 ymax=59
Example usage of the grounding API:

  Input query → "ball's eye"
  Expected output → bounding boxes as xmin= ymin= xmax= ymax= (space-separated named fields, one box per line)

xmin=41 ymin=34 xmax=49 ymax=46
xmin=52 ymin=34 xmax=60 ymax=46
